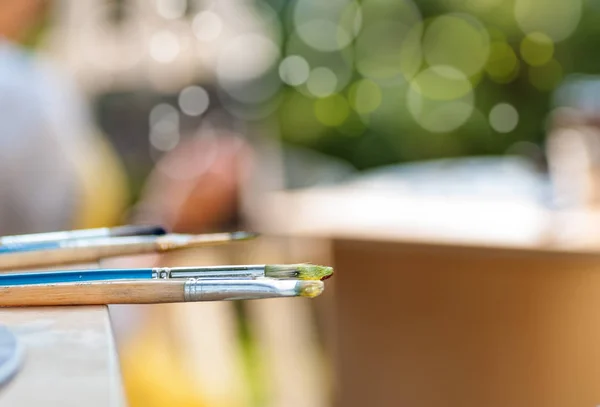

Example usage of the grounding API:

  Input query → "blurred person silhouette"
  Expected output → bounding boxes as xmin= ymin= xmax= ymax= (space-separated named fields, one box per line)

xmin=0 ymin=0 xmax=253 ymax=245
xmin=0 ymin=0 xmax=128 ymax=233
xmin=1 ymin=2 xmax=259 ymax=406
xmin=1 ymin=2 xmax=314 ymax=407
xmin=1 ymin=2 xmax=257 ymax=405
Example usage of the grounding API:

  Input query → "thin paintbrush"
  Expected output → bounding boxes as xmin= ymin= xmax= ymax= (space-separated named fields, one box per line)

xmin=0 ymin=278 xmax=325 ymax=307
xmin=0 ymin=225 xmax=166 ymax=245
xmin=0 ymin=232 xmax=258 ymax=271
xmin=0 ymin=231 xmax=256 ymax=255
xmin=0 ymin=263 xmax=334 ymax=285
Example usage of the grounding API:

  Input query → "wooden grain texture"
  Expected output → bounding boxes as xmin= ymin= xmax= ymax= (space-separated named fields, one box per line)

xmin=0 ymin=280 xmax=184 ymax=307
xmin=0 ymin=306 xmax=125 ymax=407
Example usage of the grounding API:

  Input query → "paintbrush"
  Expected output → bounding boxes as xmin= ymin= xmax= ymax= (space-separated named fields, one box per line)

xmin=0 ymin=263 xmax=333 ymax=285
xmin=0 ymin=278 xmax=325 ymax=307
xmin=0 ymin=232 xmax=257 ymax=271
xmin=0 ymin=225 xmax=166 ymax=245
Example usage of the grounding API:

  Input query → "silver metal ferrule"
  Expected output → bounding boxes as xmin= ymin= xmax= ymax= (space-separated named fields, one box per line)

xmin=183 ymin=278 xmax=301 ymax=302
xmin=151 ymin=265 xmax=266 ymax=280
xmin=169 ymin=265 xmax=266 ymax=280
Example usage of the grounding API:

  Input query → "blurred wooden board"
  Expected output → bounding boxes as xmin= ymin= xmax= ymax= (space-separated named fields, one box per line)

xmin=263 ymin=186 xmax=600 ymax=252
xmin=262 ymin=187 xmax=600 ymax=407
xmin=0 ymin=306 xmax=125 ymax=407
xmin=332 ymin=238 xmax=600 ymax=407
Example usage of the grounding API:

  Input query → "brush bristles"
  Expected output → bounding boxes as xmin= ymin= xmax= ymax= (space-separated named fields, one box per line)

xmin=295 ymin=280 xmax=325 ymax=298
xmin=230 ymin=231 xmax=259 ymax=241
xmin=264 ymin=264 xmax=334 ymax=281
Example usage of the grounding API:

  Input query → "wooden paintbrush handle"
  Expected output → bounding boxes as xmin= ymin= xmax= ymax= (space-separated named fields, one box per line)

xmin=0 ymin=242 xmax=158 ymax=271
xmin=0 ymin=280 xmax=184 ymax=307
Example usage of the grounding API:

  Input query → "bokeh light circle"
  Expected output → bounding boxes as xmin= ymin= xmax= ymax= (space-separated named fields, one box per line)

xmin=193 ymin=11 xmax=223 ymax=42
xmin=279 ymin=55 xmax=310 ymax=86
xmin=217 ymin=34 xmax=280 ymax=82
xmin=293 ymin=0 xmax=361 ymax=52
xmin=485 ymin=42 xmax=519 ymax=83
xmin=314 ymin=94 xmax=351 ymax=127
xmin=149 ymin=103 xmax=178 ymax=127
xmin=422 ymin=13 xmax=490 ymax=77
xmin=407 ymin=66 xmax=474 ymax=133
xmin=178 ymin=86 xmax=210 ymax=116
xmin=150 ymin=126 xmax=180 ymax=152
xmin=520 ymin=32 xmax=554 ymax=67
xmin=149 ymin=103 xmax=180 ymax=152
xmin=216 ymin=34 xmax=281 ymax=104
xmin=284 ymin=31 xmax=355 ymax=97
xmin=149 ymin=30 xmax=180 ymax=63
xmin=306 ymin=67 xmax=338 ymax=97
xmin=514 ymin=0 xmax=582 ymax=42
xmin=349 ymin=79 xmax=382 ymax=114
xmin=489 ymin=103 xmax=519 ymax=133
xmin=529 ymin=59 xmax=563 ymax=91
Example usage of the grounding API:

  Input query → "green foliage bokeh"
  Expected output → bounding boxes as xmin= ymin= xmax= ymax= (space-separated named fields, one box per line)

xmin=262 ymin=0 xmax=597 ymax=170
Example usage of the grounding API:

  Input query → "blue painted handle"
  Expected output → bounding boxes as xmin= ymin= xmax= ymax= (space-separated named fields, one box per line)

xmin=0 ymin=269 xmax=153 ymax=286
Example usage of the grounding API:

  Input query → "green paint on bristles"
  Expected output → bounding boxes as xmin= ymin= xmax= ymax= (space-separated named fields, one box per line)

xmin=296 ymin=281 xmax=325 ymax=298
xmin=265 ymin=263 xmax=334 ymax=281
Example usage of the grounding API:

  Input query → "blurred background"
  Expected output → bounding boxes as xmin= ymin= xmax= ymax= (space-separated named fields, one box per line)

xmin=3 ymin=0 xmax=600 ymax=406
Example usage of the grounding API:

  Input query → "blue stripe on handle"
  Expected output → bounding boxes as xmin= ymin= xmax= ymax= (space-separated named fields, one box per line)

xmin=0 ymin=241 xmax=62 ymax=254
xmin=0 ymin=269 xmax=153 ymax=286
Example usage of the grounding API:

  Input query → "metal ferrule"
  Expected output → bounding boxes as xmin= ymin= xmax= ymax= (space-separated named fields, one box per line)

xmin=183 ymin=278 xmax=300 ymax=302
xmin=152 ymin=268 xmax=171 ymax=279
xmin=153 ymin=265 xmax=266 ymax=280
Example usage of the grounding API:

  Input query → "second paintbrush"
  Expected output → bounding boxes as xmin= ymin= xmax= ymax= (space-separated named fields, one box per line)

xmin=0 ymin=278 xmax=325 ymax=306
xmin=0 ymin=231 xmax=257 ymax=271
xmin=0 ymin=264 xmax=334 ymax=285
